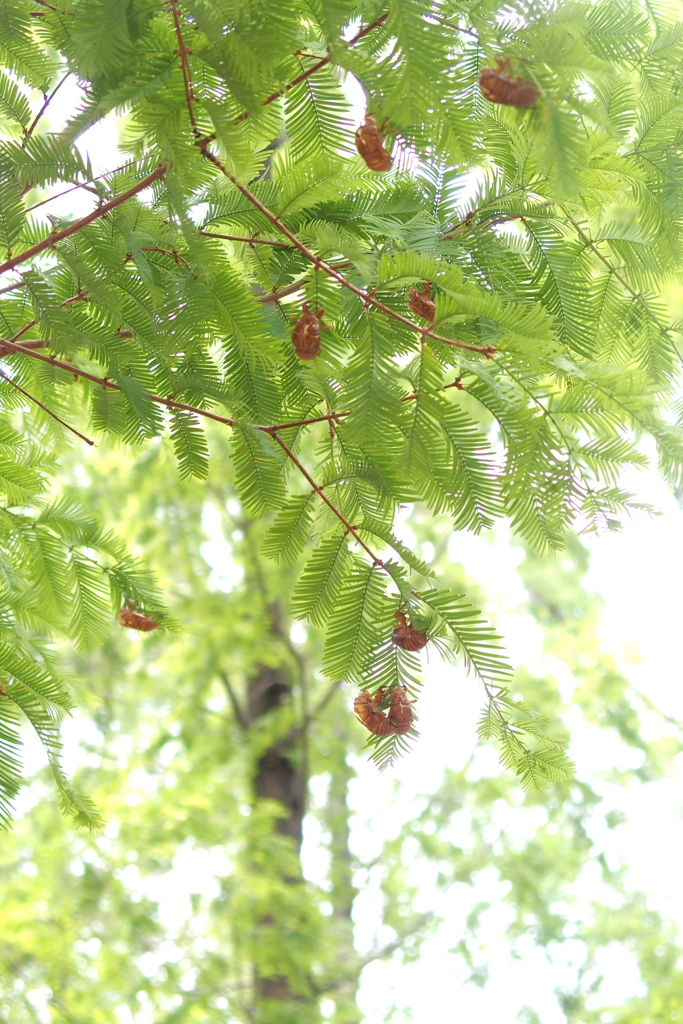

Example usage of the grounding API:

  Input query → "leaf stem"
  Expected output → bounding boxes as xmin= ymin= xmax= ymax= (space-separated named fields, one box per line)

xmin=233 ymin=13 xmax=389 ymax=124
xmin=0 ymin=368 xmax=94 ymax=445
xmin=24 ymin=73 xmax=71 ymax=142
xmin=0 ymin=166 xmax=167 ymax=276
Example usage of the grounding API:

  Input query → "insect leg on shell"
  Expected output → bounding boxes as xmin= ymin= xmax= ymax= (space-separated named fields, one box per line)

xmin=478 ymin=57 xmax=540 ymax=108
xmin=392 ymin=611 xmax=428 ymax=651
xmin=118 ymin=598 xmax=159 ymax=632
xmin=291 ymin=303 xmax=326 ymax=360
xmin=408 ymin=281 xmax=436 ymax=323
xmin=355 ymin=113 xmax=394 ymax=172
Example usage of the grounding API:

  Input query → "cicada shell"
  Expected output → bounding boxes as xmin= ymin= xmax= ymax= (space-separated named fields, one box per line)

xmin=408 ymin=282 xmax=436 ymax=323
xmin=392 ymin=611 xmax=428 ymax=652
xmin=353 ymin=691 xmax=395 ymax=736
xmin=118 ymin=600 xmax=159 ymax=632
xmin=292 ymin=304 xmax=323 ymax=360
xmin=479 ymin=59 xmax=539 ymax=108
xmin=387 ymin=687 xmax=415 ymax=735
xmin=355 ymin=114 xmax=393 ymax=172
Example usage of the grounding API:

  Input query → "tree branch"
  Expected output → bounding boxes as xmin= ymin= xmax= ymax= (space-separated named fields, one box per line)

xmin=24 ymin=73 xmax=70 ymax=142
xmin=0 ymin=165 xmax=166 ymax=276
xmin=0 ymin=368 xmax=94 ymax=445
xmin=234 ymin=13 xmax=389 ymax=124
xmin=23 ymin=160 xmax=139 ymax=215
xmin=200 ymin=230 xmax=294 ymax=249
xmin=266 ymin=428 xmax=386 ymax=570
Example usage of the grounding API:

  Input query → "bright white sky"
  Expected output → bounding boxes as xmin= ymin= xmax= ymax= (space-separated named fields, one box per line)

xmin=10 ymin=72 xmax=683 ymax=1024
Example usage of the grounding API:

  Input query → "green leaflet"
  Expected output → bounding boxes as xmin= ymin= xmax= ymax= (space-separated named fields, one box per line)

xmin=321 ymin=561 xmax=389 ymax=682
xmin=231 ymin=424 xmax=286 ymax=517
xmin=291 ymin=531 xmax=351 ymax=628
xmin=263 ymin=492 xmax=317 ymax=566
xmin=169 ymin=409 xmax=209 ymax=480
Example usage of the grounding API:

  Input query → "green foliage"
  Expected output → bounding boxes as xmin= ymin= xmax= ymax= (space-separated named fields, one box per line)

xmin=2 ymin=0 xmax=683 ymax=813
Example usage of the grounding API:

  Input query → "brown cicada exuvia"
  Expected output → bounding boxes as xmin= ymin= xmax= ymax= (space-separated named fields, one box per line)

xmin=355 ymin=114 xmax=393 ymax=172
xmin=408 ymin=282 xmax=436 ymax=323
xmin=354 ymin=686 xmax=416 ymax=737
xmin=292 ymin=304 xmax=325 ymax=360
xmin=479 ymin=58 xmax=540 ymax=108
xmin=392 ymin=611 xmax=428 ymax=652
xmin=118 ymin=599 xmax=159 ymax=632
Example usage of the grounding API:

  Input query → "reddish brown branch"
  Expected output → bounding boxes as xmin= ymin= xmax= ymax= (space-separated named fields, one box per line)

xmin=0 ymin=281 xmax=26 ymax=297
xmin=24 ymin=73 xmax=70 ymax=142
xmin=23 ymin=160 xmax=139 ymax=215
xmin=258 ymin=279 xmax=310 ymax=304
xmin=266 ymin=429 xmax=386 ymax=569
xmin=168 ymin=0 xmax=201 ymax=137
xmin=0 ymin=367 xmax=94 ymax=444
xmin=201 ymin=230 xmax=294 ymax=248
xmin=0 ymin=166 xmax=167 ymax=276
xmin=0 ymin=338 xmax=45 ymax=356
xmin=234 ymin=14 xmax=389 ymax=124
xmin=198 ymin=145 xmax=495 ymax=356
xmin=31 ymin=0 xmax=73 ymax=12
xmin=8 ymin=290 xmax=89 ymax=346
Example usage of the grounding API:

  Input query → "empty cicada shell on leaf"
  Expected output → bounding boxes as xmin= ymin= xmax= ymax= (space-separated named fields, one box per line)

xmin=353 ymin=690 xmax=395 ymax=736
xmin=408 ymin=282 xmax=436 ymax=323
xmin=292 ymin=304 xmax=324 ymax=360
xmin=118 ymin=599 xmax=159 ymax=632
xmin=479 ymin=58 xmax=540 ymax=108
xmin=354 ymin=686 xmax=416 ymax=737
xmin=355 ymin=114 xmax=393 ymax=172
xmin=387 ymin=686 xmax=415 ymax=735
xmin=392 ymin=611 xmax=428 ymax=652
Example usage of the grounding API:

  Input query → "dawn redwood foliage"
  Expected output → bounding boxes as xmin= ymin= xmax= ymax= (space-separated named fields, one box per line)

xmin=1 ymin=0 xmax=683 ymax=823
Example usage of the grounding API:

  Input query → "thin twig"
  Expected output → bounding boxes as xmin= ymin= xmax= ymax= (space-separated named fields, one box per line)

xmin=167 ymin=0 xmax=201 ymax=137
xmin=234 ymin=14 xmax=389 ymax=124
xmin=0 ymin=281 xmax=26 ymax=297
xmin=266 ymin=429 xmax=386 ymax=570
xmin=562 ymin=206 xmax=673 ymax=339
xmin=24 ymin=73 xmax=70 ymax=142
xmin=0 ymin=368 xmax=94 ymax=445
xmin=258 ymin=279 xmax=310 ymax=304
xmin=0 ymin=338 xmax=45 ymax=356
xmin=23 ymin=160 xmax=139 ymax=214
xmin=0 ymin=336 xmax=357 ymax=437
xmin=141 ymin=246 xmax=193 ymax=271
xmin=0 ymin=166 xmax=167 ymax=276
xmin=8 ymin=290 xmax=89 ymax=346
xmin=201 ymin=230 xmax=294 ymax=249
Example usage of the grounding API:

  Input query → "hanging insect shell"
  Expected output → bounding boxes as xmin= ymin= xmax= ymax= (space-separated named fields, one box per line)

xmin=292 ymin=304 xmax=323 ymax=360
xmin=387 ymin=687 xmax=415 ymax=735
xmin=408 ymin=282 xmax=436 ymax=323
xmin=355 ymin=114 xmax=393 ymax=172
xmin=479 ymin=58 xmax=540 ymax=108
xmin=392 ymin=611 xmax=428 ymax=652
xmin=353 ymin=690 xmax=395 ymax=736
xmin=118 ymin=599 xmax=159 ymax=632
